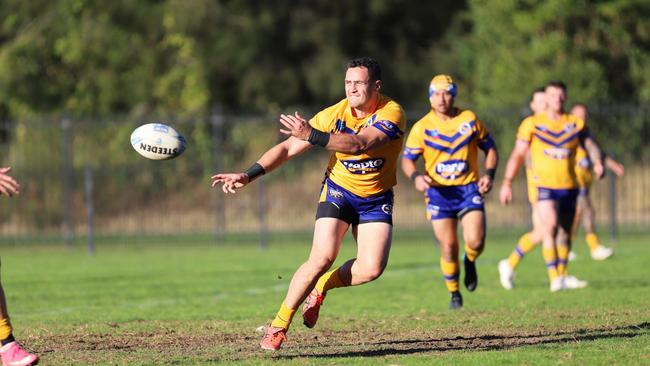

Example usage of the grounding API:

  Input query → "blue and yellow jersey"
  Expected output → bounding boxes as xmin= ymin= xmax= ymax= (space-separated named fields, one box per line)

xmin=517 ymin=112 xmax=587 ymax=190
xmin=574 ymin=146 xmax=593 ymax=188
xmin=402 ymin=109 xmax=495 ymax=187
xmin=309 ymin=94 xmax=406 ymax=197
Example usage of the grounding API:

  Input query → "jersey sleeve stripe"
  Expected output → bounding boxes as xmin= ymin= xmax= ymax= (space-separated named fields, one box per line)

xmin=478 ymin=134 xmax=496 ymax=152
xmin=372 ymin=120 xmax=404 ymax=140
xmin=402 ymin=147 xmax=423 ymax=160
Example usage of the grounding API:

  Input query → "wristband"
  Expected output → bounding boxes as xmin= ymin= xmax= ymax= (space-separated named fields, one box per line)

xmin=410 ymin=171 xmax=421 ymax=182
xmin=486 ymin=168 xmax=496 ymax=180
xmin=244 ymin=162 xmax=266 ymax=182
xmin=308 ymin=128 xmax=330 ymax=147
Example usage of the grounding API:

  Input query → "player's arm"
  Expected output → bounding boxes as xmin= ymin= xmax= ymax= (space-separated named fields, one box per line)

xmin=478 ymin=146 xmax=498 ymax=194
xmin=477 ymin=133 xmax=498 ymax=194
xmin=604 ymin=155 xmax=625 ymax=177
xmin=211 ymin=137 xmax=312 ymax=194
xmin=401 ymin=155 xmax=432 ymax=192
xmin=580 ymin=131 xmax=604 ymax=179
xmin=499 ymin=139 xmax=529 ymax=205
xmin=279 ymin=112 xmax=396 ymax=154
xmin=0 ymin=166 xmax=20 ymax=197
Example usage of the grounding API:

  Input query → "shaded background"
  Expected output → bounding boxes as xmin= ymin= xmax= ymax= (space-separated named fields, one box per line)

xmin=0 ymin=0 xmax=648 ymax=246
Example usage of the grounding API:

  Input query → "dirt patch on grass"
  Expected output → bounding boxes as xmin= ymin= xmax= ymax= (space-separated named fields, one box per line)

xmin=22 ymin=322 xmax=649 ymax=364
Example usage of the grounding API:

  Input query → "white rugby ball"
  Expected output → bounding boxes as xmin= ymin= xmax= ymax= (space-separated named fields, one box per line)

xmin=130 ymin=123 xmax=186 ymax=160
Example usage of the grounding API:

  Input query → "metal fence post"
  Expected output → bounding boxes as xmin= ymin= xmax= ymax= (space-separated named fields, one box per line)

xmin=211 ymin=105 xmax=225 ymax=243
xmin=61 ymin=116 xmax=73 ymax=247
xmin=258 ymin=177 xmax=268 ymax=250
xmin=608 ymin=172 xmax=618 ymax=243
xmin=84 ymin=162 xmax=95 ymax=255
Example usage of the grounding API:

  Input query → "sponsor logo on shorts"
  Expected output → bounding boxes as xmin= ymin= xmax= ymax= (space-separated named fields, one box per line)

xmin=435 ymin=159 xmax=469 ymax=180
xmin=328 ymin=188 xmax=344 ymax=199
xmin=427 ymin=204 xmax=440 ymax=217
xmin=543 ymin=148 xmax=571 ymax=160
xmin=472 ymin=195 xmax=484 ymax=205
xmin=381 ymin=204 xmax=392 ymax=214
xmin=341 ymin=158 xmax=385 ymax=174
xmin=538 ymin=188 xmax=551 ymax=200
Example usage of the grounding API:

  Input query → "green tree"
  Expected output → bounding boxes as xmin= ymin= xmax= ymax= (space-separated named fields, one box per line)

xmin=462 ymin=0 xmax=650 ymax=157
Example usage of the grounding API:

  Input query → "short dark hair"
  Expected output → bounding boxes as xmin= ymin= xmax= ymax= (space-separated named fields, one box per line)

xmin=529 ymin=86 xmax=546 ymax=102
xmin=571 ymin=102 xmax=588 ymax=110
xmin=347 ymin=57 xmax=382 ymax=82
xmin=546 ymin=80 xmax=567 ymax=93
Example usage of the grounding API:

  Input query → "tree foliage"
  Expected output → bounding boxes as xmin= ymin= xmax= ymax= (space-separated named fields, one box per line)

xmin=0 ymin=0 xmax=465 ymax=118
xmin=0 ymin=0 xmax=648 ymax=156
xmin=464 ymin=0 xmax=650 ymax=108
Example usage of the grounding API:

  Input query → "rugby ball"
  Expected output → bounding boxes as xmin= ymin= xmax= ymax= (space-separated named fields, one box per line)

xmin=130 ymin=123 xmax=186 ymax=160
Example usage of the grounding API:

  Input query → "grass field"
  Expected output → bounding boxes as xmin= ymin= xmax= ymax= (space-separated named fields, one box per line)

xmin=1 ymin=229 xmax=649 ymax=365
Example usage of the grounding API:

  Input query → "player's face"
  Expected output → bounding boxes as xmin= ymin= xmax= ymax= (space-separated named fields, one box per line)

xmin=571 ymin=105 xmax=588 ymax=121
xmin=429 ymin=90 xmax=454 ymax=113
xmin=529 ymin=92 xmax=547 ymax=115
xmin=345 ymin=67 xmax=380 ymax=109
xmin=545 ymin=86 xmax=566 ymax=113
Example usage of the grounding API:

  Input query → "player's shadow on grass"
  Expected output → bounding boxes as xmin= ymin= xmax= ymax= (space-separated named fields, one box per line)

xmin=276 ymin=322 xmax=649 ymax=359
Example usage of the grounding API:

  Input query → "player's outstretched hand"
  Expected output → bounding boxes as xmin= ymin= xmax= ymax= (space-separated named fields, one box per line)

xmin=211 ymin=173 xmax=249 ymax=194
xmin=499 ymin=183 xmax=512 ymax=205
xmin=607 ymin=160 xmax=625 ymax=177
xmin=478 ymin=175 xmax=493 ymax=194
xmin=413 ymin=174 xmax=433 ymax=192
xmin=279 ymin=112 xmax=311 ymax=140
xmin=0 ymin=166 xmax=20 ymax=197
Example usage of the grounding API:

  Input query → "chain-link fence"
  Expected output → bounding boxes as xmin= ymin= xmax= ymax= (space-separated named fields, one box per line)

xmin=0 ymin=105 xmax=647 ymax=247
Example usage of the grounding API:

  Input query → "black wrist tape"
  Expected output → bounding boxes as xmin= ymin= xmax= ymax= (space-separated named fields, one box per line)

xmin=410 ymin=171 xmax=421 ymax=182
xmin=244 ymin=162 xmax=266 ymax=182
xmin=308 ymin=128 xmax=330 ymax=147
xmin=486 ymin=168 xmax=496 ymax=180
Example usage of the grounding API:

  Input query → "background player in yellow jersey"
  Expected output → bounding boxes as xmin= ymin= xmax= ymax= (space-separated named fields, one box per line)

xmin=211 ymin=57 xmax=406 ymax=350
xmin=497 ymin=99 xmax=625 ymax=290
xmin=0 ymin=167 xmax=39 ymax=366
xmin=499 ymin=81 xmax=604 ymax=292
xmin=401 ymin=75 xmax=498 ymax=309
xmin=570 ymin=103 xmax=625 ymax=260
xmin=498 ymin=88 xmax=551 ymax=289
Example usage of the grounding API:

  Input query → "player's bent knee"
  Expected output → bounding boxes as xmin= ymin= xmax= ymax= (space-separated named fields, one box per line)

xmin=359 ymin=268 xmax=384 ymax=283
xmin=467 ymin=240 xmax=484 ymax=251
xmin=306 ymin=257 xmax=335 ymax=274
xmin=366 ymin=265 xmax=386 ymax=281
xmin=356 ymin=261 xmax=386 ymax=282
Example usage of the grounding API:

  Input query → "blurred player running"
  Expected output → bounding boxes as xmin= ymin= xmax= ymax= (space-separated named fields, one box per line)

xmin=570 ymin=103 xmax=624 ymax=260
xmin=0 ymin=167 xmax=39 ymax=366
xmin=211 ymin=57 xmax=406 ymax=350
xmin=401 ymin=75 xmax=498 ymax=309
xmin=498 ymin=100 xmax=625 ymax=289
xmin=499 ymin=81 xmax=604 ymax=292
xmin=498 ymin=88 xmax=549 ymax=289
